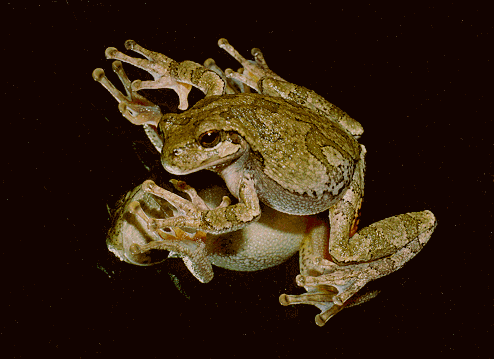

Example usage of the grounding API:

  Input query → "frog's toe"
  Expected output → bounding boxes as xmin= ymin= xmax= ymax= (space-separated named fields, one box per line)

xmin=93 ymin=60 xmax=163 ymax=127
xmin=134 ymin=228 xmax=213 ymax=283
xmin=296 ymin=266 xmax=374 ymax=306
xmin=218 ymin=38 xmax=284 ymax=92
xmin=280 ymin=282 xmax=381 ymax=326
xmin=203 ymin=58 xmax=246 ymax=94
xmin=279 ymin=285 xmax=346 ymax=327
xmin=224 ymin=68 xmax=259 ymax=92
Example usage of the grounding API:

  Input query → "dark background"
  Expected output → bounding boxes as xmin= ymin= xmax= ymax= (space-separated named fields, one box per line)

xmin=5 ymin=2 xmax=492 ymax=357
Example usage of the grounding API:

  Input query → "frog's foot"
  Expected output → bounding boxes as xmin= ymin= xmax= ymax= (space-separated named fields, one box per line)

xmin=104 ymin=40 xmax=225 ymax=109
xmin=93 ymin=61 xmax=163 ymax=126
xmin=282 ymin=260 xmax=385 ymax=326
xmin=282 ymin=210 xmax=437 ymax=326
xmin=203 ymin=58 xmax=251 ymax=94
xmin=169 ymin=179 xmax=231 ymax=210
xmin=93 ymin=61 xmax=165 ymax=151
xmin=217 ymin=38 xmax=285 ymax=92
xmin=280 ymin=282 xmax=381 ymax=326
xmin=104 ymin=41 xmax=192 ymax=110
xmin=129 ymin=201 xmax=214 ymax=283
xmin=137 ymin=179 xmax=232 ymax=233
xmin=280 ymin=284 xmax=345 ymax=326
xmin=281 ymin=257 xmax=389 ymax=326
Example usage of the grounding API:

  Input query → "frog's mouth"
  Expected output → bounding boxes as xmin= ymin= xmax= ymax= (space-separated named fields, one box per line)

xmin=161 ymin=140 xmax=249 ymax=175
xmin=161 ymin=151 xmax=242 ymax=175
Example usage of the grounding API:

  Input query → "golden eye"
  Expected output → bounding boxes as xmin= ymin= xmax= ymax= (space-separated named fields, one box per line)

xmin=198 ymin=130 xmax=221 ymax=148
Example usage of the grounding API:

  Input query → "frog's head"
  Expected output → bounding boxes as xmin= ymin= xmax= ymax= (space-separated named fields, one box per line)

xmin=158 ymin=113 xmax=249 ymax=175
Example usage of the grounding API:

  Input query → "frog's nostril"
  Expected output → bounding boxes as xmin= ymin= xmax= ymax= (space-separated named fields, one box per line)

xmin=173 ymin=148 xmax=182 ymax=156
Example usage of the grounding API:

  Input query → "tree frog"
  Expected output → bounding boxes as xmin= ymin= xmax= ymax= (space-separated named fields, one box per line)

xmin=94 ymin=39 xmax=437 ymax=326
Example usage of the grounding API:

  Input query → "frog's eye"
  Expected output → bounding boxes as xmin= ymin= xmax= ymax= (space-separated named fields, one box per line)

xmin=198 ymin=130 xmax=221 ymax=148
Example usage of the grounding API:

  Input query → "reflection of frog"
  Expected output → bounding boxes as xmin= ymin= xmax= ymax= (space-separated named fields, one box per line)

xmin=94 ymin=39 xmax=437 ymax=326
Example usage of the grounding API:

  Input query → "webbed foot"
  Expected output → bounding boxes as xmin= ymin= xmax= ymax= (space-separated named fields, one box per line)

xmin=203 ymin=58 xmax=251 ymax=94
xmin=104 ymin=40 xmax=225 ymax=109
xmin=93 ymin=61 xmax=163 ymax=126
xmin=124 ymin=179 xmax=231 ymax=282
xmin=217 ymin=38 xmax=284 ymax=92
xmin=92 ymin=61 xmax=164 ymax=152
xmin=106 ymin=181 xmax=217 ymax=283
xmin=280 ymin=284 xmax=381 ymax=326
xmin=135 ymin=178 xmax=241 ymax=234
xmin=129 ymin=204 xmax=214 ymax=283
xmin=280 ymin=210 xmax=437 ymax=326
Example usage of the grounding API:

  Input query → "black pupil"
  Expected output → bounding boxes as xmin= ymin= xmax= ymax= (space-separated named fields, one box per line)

xmin=200 ymin=131 xmax=219 ymax=147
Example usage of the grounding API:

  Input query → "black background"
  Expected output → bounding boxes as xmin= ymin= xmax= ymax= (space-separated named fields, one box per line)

xmin=5 ymin=2 xmax=492 ymax=357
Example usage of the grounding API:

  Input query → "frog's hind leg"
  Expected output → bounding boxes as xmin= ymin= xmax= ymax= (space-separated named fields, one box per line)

xmin=217 ymin=38 xmax=364 ymax=138
xmin=279 ymin=144 xmax=437 ymax=326
xmin=204 ymin=58 xmax=251 ymax=94
xmin=217 ymin=38 xmax=285 ymax=91
xmin=279 ymin=216 xmax=383 ymax=326
xmin=280 ymin=210 xmax=436 ymax=326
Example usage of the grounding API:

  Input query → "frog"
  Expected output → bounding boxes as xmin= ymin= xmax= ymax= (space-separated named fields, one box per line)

xmin=93 ymin=38 xmax=437 ymax=326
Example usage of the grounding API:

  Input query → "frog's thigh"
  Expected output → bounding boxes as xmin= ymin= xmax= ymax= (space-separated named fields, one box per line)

xmin=345 ymin=210 xmax=437 ymax=264
xmin=258 ymin=78 xmax=363 ymax=138
xmin=327 ymin=147 xmax=436 ymax=264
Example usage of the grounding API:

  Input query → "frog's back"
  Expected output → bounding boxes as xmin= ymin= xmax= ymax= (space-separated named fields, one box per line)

xmin=191 ymin=93 xmax=362 ymax=214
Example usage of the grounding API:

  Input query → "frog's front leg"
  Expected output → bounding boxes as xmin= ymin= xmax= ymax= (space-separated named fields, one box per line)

xmin=92 ymin=61 xmax=163 ymax=126
xmin=129 ymin=202 xmax=215 ymax=283
xmin=93 ymin=60 xmax=166 ymax=152
xmin=139 ymin=179 xmax=261 ymax=235
xmin=103 ymin=40 xmax=226 ymax=110
xmin=129 ymin=178 xmax=261 ymax=281
xmin=107 ymin=181 xmax=216 ymax=282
